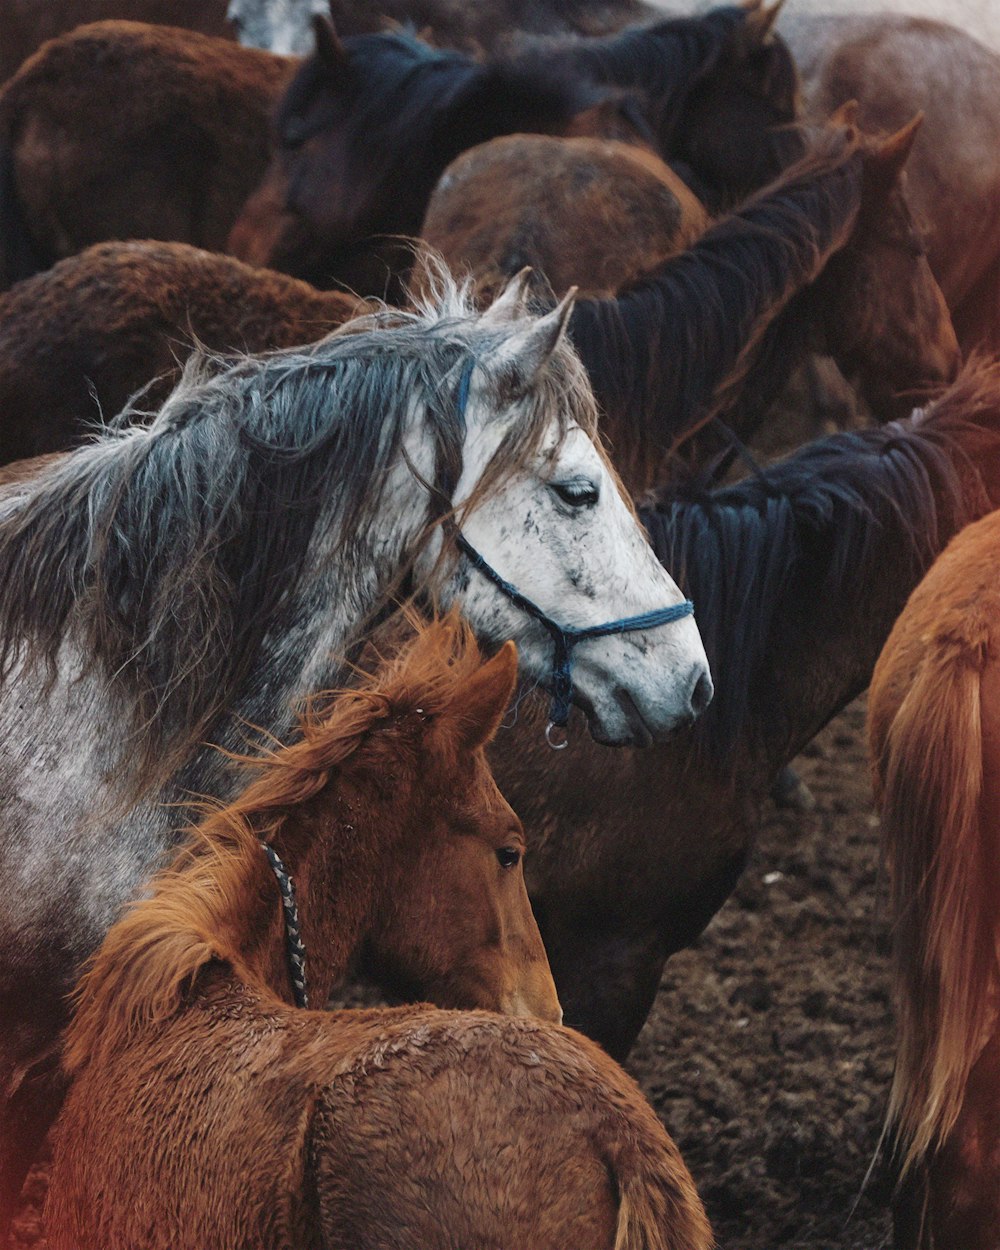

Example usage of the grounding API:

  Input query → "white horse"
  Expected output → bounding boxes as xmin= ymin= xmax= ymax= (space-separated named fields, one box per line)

xmin=0 ymin=275 xmax=709 ymax=1235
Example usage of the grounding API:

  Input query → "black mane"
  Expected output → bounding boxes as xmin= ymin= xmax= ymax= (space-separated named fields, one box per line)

xmin=642 ymin=408 xmax=985 ymax=761
xmin=569 ymin=130 xmax=863 ymax=487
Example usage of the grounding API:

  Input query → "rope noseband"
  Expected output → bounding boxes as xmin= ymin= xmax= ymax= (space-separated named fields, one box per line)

xmin=453 ymin=359 xmax=694 ymax=744
xmin=260 ymin=841 xmax=309 ymax=1008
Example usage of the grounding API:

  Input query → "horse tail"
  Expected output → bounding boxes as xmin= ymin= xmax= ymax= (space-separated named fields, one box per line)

xmin=872 ymin=598 xmax=999 ymax=1173
xmin=0 ymin=137 xmax=46 ymax=290
xmin=604 ymin=1118 xmax=714 ymax=1250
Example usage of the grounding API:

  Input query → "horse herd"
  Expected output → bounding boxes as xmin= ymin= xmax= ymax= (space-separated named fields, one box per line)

xmin=0 ymin=1 xmax=999 ymax=1247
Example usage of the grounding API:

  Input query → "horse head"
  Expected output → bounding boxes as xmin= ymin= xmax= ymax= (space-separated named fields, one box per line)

xmin=819 ymin=110 xmax=960 ymax=418
xmin=659 ymin=0 xmax=802 ymax=207
xmin=227 ymin=17 xmax=604 ymax=295
xmin=416 ymin=275 xmax=712 ymax=746
xmin=350 ymin=627 xmax=560 ymax=1022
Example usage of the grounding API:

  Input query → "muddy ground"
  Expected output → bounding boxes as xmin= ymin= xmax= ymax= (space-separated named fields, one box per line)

xmin=13 ymin=692 xmax=896 ymax=1250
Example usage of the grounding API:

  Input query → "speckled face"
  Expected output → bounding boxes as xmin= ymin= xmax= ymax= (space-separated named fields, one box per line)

xmin=417 ymin=342 xmax=712 ymax=747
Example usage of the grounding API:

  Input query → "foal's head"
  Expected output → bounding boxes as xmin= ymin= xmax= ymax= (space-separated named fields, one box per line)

xmin=326 ymin=620 xmax=560 ymax=1021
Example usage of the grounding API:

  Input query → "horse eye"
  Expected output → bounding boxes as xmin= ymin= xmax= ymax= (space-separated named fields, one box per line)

xmin=496 ymin=847 xmax=521 ymax=869
xmin=550 ymin=479 xmax=599 ymax=508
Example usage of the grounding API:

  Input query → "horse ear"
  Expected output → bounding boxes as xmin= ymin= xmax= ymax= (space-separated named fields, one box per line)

xmin=486 ymin=288 xmax=577 ymax=395
xmin=450 ymin=641 xmax=518 ymax=751
xmin=829 ymin=99 xmax=860 ymax=129
xmin=743 ymin=0 xmax=785 ymax=46
xmin=312 ymin=14 xmax=347 ymax=71
xmin=481 ymin=268 xmax=534 ymax=325
xmin=871 ymin=113 xmax=924 ymax=181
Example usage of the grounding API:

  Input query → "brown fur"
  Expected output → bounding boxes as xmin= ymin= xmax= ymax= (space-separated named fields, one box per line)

xmin=0 ymin=240 xmax=361 ymax=462
xmin=47 ymin=618 xmax=710 ymax=1250
xmin=0 ymin=21 xmax=294 ymax=287
xmin=869 ymin=505 xmax=1000 ymax=1246
xmin=0 ymin=0 xmax=233 ymax=83
xmin=421 ymin=132 xmax=709 ymax=300
xmin=785 ymin=12 xmax=1000 ymax=351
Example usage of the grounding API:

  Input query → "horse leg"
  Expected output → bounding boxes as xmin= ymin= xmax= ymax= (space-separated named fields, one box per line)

xmin=536 ymin=910 xmax=667 ymax=1061
xmin=922 ymin=1032 xmax=1000 ymax=1250
xmin=0 ymin=1046 xmax=66 ymax=1247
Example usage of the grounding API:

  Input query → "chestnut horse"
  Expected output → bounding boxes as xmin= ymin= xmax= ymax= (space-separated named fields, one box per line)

xmin=228 ymin=3 xmax=797 ymax=295
xmin=45 ymin=620 xmax=710 ymax=1250
xmin=781 ymin=12 xmax=1000 ymax=351
xmin=868 ymin=505 xmax=1000 ymax=1250
xmin=0 ymin=21 xmax=296 ymax=289
xmin=0 ymin=0 xmax=232 ymax=83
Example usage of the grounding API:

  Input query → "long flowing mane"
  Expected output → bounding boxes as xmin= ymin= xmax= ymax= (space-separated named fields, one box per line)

xmin=63 ymin=614 xmax=487 ymax=1075
xmin=0 ymin=275 xmax=591 ymax=766
xmin=642 ymin=360 xmax=1000 ymax=762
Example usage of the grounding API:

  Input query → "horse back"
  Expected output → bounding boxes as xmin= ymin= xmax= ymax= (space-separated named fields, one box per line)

xmin=0 ymin=22 xmax=297 ymax=272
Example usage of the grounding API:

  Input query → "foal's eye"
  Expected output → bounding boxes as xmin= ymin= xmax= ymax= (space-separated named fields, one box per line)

xmin=550 ymin=479 xmax=599 ymax=508
xmin=496 ymin=847 xmax=521 ymax=869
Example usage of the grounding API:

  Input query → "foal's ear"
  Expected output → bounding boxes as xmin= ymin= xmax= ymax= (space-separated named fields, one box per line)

xmin=450 ymin=642 xmax=518 ymax=751
xmin=486 ymin=290 xmax=577 ymax=398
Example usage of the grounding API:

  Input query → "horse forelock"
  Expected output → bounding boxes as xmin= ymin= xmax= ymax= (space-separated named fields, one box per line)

xmin=0 ymin=276 xmax=593 ymax=783
xmin=62 ymin=612 xmax=490 ymax=1075
xmin=643 ymin=390 xmax=988 ymax=763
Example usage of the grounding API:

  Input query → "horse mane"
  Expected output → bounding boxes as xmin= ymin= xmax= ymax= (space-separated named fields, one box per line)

xmin=0 ymin=271 xmax=590 ymax=774
xmin=525 ymin=6 xmax=747 ymax=125
xmin=642 ymin=358 xmax=1000 ymax=762
xmin=63 ymin=612 xmax=487 ymax=1075
xmin=569 ymin=125 xmax=862 ymax=482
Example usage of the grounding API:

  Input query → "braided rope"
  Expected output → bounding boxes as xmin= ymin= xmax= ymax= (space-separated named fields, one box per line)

xmin=259 ymin=841 xmax=309 ymax=1009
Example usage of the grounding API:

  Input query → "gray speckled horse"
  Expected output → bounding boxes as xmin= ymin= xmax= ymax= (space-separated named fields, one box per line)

xmin=0 ymin=276 xmax=709 ymax=1235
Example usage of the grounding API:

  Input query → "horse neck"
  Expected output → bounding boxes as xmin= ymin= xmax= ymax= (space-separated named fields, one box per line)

xmin=247 ymin=770 xmax=404 ymax=1008
xmin=548 ymin=11 xmax=737 ymax=114
xmin=570 ymin=146 xmax=862 ymax=492
xmin=723 ymin=419 xmax=1000 ymax=780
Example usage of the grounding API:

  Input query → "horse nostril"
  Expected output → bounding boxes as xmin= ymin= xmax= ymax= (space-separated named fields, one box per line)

xmin=689 ymin=667 xmax=714 ymax=718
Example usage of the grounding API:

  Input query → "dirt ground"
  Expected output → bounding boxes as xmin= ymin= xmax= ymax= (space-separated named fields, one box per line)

xmin=12 ymin=693 xmax=896 ymax=1250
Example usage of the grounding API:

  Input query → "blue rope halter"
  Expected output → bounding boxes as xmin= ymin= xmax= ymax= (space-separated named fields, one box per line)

xmin=452 ymin=360 xmax=694 ymax=740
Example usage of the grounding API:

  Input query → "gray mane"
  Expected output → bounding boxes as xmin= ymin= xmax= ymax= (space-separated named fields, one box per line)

xmin=0 ymin=278 xmax=590 ymax=765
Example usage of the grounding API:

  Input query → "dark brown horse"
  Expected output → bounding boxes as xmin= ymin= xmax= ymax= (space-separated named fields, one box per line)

xmin=782 ymin=12 xmax=1000 ymax=351
xmin=0 ymin=21 xmax=295 ymax=289
xmin=487 ymin=361 xmax=1000 ymax=1060
xmin=0 ymin=0 xmax=233 ymax=83
xmin=869 ymin=505 xmax=1000 ymax=1250
xmin=0 ymin=240 xmax=361 ymax=462
xmin=45 ymin=619 xmax=710 ymax=1250
xmin=228 ymin=3 xmax=797 ymax=295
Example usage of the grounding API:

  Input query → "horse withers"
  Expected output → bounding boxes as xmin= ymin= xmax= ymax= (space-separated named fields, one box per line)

xmin=869 ymin=504 xmax=1000 ymax=1249
xmin=45 ymin=618 xmax=710 ymax=1250
xmin=0 ymin=276 xmax=709 ymax=1237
